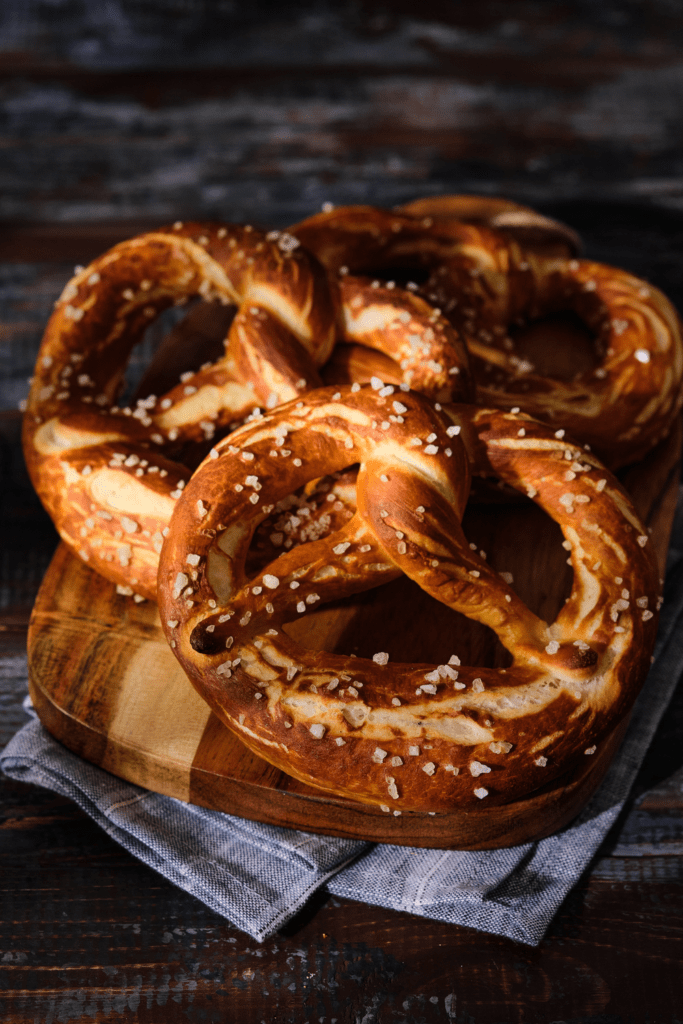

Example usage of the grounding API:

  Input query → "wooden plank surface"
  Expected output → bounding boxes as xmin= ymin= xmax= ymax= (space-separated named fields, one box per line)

xmin=3 ymin=2 xmax=683 ymax=1020
xmin=2 ymin=2 xmax=683 ymax=228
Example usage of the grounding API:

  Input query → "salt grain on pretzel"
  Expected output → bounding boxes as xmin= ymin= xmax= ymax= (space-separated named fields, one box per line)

xmin=158 ymin=385 xmax=659 ymax=811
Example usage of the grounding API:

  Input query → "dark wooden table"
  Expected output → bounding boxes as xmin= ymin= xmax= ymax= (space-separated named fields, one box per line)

xmin=2 ymin=3 xmax=683 ymax=1021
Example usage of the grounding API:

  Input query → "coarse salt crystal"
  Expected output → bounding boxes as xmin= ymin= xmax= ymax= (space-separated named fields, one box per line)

xmin=172 ymin=572 xmax=189 ymax=599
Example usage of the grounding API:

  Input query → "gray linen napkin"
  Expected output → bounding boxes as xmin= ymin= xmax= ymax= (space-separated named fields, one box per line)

xmin=3 ymin=492 xmax=683 ymax=945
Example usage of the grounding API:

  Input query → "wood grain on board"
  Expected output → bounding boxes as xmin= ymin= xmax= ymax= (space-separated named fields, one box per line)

xmin=26 ymin=417 xmax=682 ymax=849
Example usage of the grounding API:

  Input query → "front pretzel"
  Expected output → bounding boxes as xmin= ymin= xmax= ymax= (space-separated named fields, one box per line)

xmin=158 ymin=386 xmax=659 ymax=812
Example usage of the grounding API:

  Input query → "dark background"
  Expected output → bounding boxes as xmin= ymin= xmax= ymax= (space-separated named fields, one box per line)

xmin=1 ymin=2 xmax=683 ymax=1021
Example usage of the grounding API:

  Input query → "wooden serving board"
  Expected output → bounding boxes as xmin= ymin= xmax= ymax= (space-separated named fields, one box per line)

xmin=27 ymin=421 xmax=681 ymax=849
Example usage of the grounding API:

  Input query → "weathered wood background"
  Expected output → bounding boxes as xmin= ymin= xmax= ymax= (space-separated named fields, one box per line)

xmin=1 ymin=1 xmax=683 ymax=1021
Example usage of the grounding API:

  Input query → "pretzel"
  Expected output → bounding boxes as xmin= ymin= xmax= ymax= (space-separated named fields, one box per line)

xmin=157 ymin=385 xmax=659 ymax=812
xmin=23 ymin=223 xmax=472 ymax=600
xmin=293 ymin=205 xmax=683 ymax=468
xmin=22 ymin=221 xmax=339 ymax=599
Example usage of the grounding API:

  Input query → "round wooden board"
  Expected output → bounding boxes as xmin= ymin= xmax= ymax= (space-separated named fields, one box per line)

xmin=27 ymin=420 xmax=682 ymax=849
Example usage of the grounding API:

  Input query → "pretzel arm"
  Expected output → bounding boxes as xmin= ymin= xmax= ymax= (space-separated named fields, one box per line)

xmin=148 ymin=303 xmax=325 ymax=447
xmin=225 ymin=304 xmax=324 ymax=409
xmin=31 ymin=433 xmax=186 ymax=598
xmin=322 ymin=344 xmax=401 ymax=388
xmin=354 ymin=450 xmax=546 ymax=657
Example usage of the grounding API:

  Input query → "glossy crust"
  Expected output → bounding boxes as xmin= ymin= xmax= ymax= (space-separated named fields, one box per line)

xmin=22 ymin=224 xmax=472 ymax=599
xmin=398 ymin=193 xmax=582 ymax=258
xmin=292 ymin=203 xmax=683 ymax=468
xmin=157 ymin=385 xmax=660 ymax=812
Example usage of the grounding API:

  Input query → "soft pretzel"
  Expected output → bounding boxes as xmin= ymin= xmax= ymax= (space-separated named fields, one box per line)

xmin=23 ymin=223 xmax=472 ymax=599
xmin=157 ymin=385 xmax=659 ymax=812
xmin=293 ymin=205 xmax=683 ymax=468
xmin=22 ymin=221 xmax=338 ymax=600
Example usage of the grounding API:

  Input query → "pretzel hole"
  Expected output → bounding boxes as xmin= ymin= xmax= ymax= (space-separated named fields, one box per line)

xmin=283 ymin=575 xmax=512 ymax=669
xmin=244 ymin=469 xmax=359 ymax=578
xmin=271 ymin=487 xmax=574 ymax=678
xmin=131 ymin=300 xmax=234 ymax=402
xmin=509 ymin=310 xmax=597 ymax=382
xmin=460 ymin=502 xmax=573 ymax=624
xmin=351 ymin=265 xmax=431 ymax=288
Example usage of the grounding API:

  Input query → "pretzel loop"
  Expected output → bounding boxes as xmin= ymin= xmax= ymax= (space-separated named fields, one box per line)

xmin=159 ymin=386 xmax=659 ymax=812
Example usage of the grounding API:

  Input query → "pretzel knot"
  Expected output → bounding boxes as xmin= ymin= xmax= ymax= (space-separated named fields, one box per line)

xmin=158 ymin=386 xmax=659 ymax=812
xmin=23 ymin=221 xmax=473 ymax=600
xmin=293 ymin=204 xmax=683 ymax=469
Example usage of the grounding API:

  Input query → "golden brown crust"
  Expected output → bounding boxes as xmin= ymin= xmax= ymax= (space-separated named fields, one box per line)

xmin=398 ymin=193 xmax=582 ymax=257
xmin=157 ymin=384 xmax=659 ymax=812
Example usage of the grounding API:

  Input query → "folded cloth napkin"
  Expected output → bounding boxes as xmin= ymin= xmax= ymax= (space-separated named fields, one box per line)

xmin=3 ymin=492 xmax=683 ymax=945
